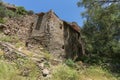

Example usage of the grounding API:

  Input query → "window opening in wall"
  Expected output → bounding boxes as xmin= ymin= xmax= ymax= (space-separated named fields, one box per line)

xmin=45 ymin=45 xmax=48 ymax=48
xmin=78 ymin=33 xmax=80 ymax=39
xmin=62 ymin=45 xmax=64 ymax=49
xmin=60 ymin=24 xmax=62 ymax=29
xmin=35 ymin=16 xmax=43 ymax=30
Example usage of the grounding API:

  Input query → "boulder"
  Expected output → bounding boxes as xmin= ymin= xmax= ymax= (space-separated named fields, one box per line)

xmin=42 ymin=68 xmax=50 ymax=77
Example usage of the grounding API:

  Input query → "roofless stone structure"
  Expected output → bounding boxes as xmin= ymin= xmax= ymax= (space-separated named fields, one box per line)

xmin=27 ymin=10 xmax=85 ymax=60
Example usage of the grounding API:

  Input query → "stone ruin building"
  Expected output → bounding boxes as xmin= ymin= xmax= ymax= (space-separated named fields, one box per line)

xmin=27 ymin=10 xmax=85 ymax=60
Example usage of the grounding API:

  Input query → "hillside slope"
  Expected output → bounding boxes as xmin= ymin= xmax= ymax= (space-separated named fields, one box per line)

xmin=0 ymin=2 xmax=119 ymax=80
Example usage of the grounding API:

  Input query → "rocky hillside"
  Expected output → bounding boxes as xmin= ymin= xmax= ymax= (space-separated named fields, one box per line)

xmin=1 ymin=8 xmax=85 ymax=60
xmin=0 ymin=2 xmax=119 ymax=80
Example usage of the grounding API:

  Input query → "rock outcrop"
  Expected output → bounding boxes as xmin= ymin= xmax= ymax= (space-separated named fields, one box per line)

xmin=0 ymin=41 xmax=26 ymax=60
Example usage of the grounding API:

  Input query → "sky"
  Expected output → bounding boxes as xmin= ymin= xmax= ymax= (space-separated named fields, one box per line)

xmin=3 ymin=0 xmax=85 ymax=26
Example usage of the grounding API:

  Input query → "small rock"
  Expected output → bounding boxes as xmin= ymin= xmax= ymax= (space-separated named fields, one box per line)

xmin=38 ymin=63 xmax=44 ymax=69
xmin=0 ymin=24 xmax=7 ymax=29
xmin=4 ymin=29 xmax=10 ymax=35
xmin=18 ymin=47 xmax=23 ymax=51
xmin=40 ymin=47 xmax=43 ymax=50
xmin=42 ymin=68 xmax=50 ymax=77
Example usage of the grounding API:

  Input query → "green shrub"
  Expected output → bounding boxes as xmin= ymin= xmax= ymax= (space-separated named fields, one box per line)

xmin=6 ymin=9 xmax=16 ymax=18
xmin=16 ymin=6 xmax=27 ymax=15
xmin=52 ymin=65 xmax=79 ymax=80
xmin=0 ymin=6 xmax=6 ymax=18
xmin=0 ymin=4 xmax=16 ymax=18
xmin=65 ymin=59 xmax=75 ymax=68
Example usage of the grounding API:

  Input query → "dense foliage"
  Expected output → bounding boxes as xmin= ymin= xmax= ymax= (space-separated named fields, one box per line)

xmin=16 ymin=6 xmax=27 ymax=15
xmin=77 ymin=0 xmax=120 ymax=72
xmin=0 ymin=1 xmax=32 ymax=23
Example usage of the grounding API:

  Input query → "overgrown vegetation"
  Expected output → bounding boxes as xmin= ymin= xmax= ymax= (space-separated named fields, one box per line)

xmin=0 ymin=35 xmax=19 ymax=43
xmin=0 ymin=0 xmax=119 ymax=80
xmin=77 ymin=0 xmax=120 ymax=78
xmin=52 ymin=64 xmax=79 ymax=80
xmin=78 ymin=66 xmax=118 ymax=80
xmin=51 ymin=64 xmax=118 ymax=80
xmin=65 ymin=59 xmax=76 ymax=68
xmin=16 ymin=6 xmax=27 ymax=15
xmin=0 ymin=61 xmax=21 ymax=80
xmin=0 ymin=58 xmax=40 ymax=80
xmin=0 ymin=3 xmax=16 ymax=19
xmin=0 ymin=1 xmax=34 ymax=23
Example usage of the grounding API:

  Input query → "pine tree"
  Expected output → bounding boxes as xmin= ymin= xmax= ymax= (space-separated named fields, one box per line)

xmin=77 ymin=0 xmax=120 ymax=62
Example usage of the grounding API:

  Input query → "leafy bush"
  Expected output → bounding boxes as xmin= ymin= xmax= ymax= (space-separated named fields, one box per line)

xmin=0 ymin=4 xmax=16 ymax=19
xmin=0 ymin=6 xmax=6 ymax=18
xmin=0 ymin=3 xmax=29 ymax=19
xmin=6 ymin=9 xmax=16 ymax=18
xmin=65 ymin=59 xmax=75 ymax=68
xmin=16 ymin=6 xmax=27 ymax=15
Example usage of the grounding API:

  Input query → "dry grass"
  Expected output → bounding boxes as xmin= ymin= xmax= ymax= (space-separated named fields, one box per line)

xmin=0 ymin=49 xmax=4 ymax=56
xmin=51 ymin=64 xmax=118 ymax=80
xmin=0 ymin=59 xmax=40 ymax=80
xmin=78 ymin=66 xmax=117 ymax=80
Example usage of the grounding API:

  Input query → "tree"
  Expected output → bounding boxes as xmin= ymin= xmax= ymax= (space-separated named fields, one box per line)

xmin=77 ymin=0 xmax=120 ymax=63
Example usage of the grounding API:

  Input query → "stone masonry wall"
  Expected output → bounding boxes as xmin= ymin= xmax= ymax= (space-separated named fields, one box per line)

xmin=30 ymin=10 xmax=64 ymax=57
xmin=28 ymin=10 xmax=85 ymax=59
xmin=46 ymin=10 xmax=64 ymax=57
xmin=4 ymin=15 xmax=37 ymax=40
xmin=63 ymin=22 xmax=84 ymax=60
